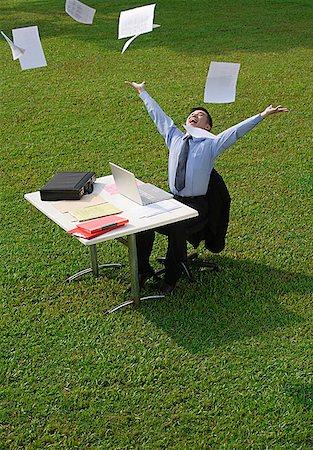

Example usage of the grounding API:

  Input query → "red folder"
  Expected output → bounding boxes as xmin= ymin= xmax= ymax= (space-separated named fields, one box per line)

xmin=67 ymin=215 xmax=128 ymax=239
xmin=67 ymin=227 xmax=114 ymax=239
xmin=77 ymin=215 xmax=128 ymax=234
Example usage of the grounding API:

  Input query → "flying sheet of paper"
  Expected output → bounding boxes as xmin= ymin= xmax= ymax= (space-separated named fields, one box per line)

xmin=120 ymin=23 xmax=160 ymax=53
xmin=65 ymin=0 xmax=96 ymax=25
xmin=118 ymin=4 xmax=156 ymax=53
xmin=121 ymin=25 xmax=160 ymax=53
xmin=183 ymin=124 xmax=217 ymax=139
xmin=12 ymin=26 xmax=47 ymax=70
xmin=204 ymin=62 xmax=240 ymax=103
xmin=121 ymin=35 xmax=138 ymax=54
xmin=118 ymin=4 xmax=155 ymax=38
xmin=1 ymin=31 xmax=25 ymax=60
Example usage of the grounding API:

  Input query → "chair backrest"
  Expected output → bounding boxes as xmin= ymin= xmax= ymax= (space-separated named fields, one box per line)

xmin=187 ymin=169 xmax=231 ymax=253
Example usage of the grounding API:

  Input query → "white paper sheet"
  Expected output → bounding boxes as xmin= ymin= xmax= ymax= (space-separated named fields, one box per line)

xmin=118 ymin=4 xmax=155 ymax=38
xmin=204 ymin=61 xmax=240 ymax=103
xmin=1 ymin=31 xmax=25 ymax=60
xmin=118 ymin=4 xmax=157 ymax=53
xmin=121 ymin=25 xmax=160 ymax=53
xmin=65 ymin=0 xmax=96 ymax=25
xmin=121 ymin=34 xmax=139 ymax=54
xmin=183 ymin=124 xmax=217 ymax=139
xmin=12 ymin=26 xmax=47 ymax=70
xmin=133 ymin=199 xmax=182 ymax=218
xmin=51 ymin=195 xmax=107 ymax=214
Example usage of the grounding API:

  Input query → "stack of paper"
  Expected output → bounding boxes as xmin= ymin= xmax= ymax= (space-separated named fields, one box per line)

xmin=68 ymin=203 xmax=122 ymax=221
xmin=51 ymin=195 xmax=107 ymax=214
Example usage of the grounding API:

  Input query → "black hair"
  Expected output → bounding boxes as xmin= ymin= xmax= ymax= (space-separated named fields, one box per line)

xmin=190 ymin=107 xmax=213 ymax=129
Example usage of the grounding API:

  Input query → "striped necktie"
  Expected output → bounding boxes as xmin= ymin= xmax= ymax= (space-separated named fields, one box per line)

xmin=175 ymin=135 xmax=192 ymax=192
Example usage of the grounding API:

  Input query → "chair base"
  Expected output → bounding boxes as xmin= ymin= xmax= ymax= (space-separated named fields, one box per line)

xmin=156 ymin=253 xmax=219 ymax=282
xmin=103 ymin=294 xmax=165 ymax=315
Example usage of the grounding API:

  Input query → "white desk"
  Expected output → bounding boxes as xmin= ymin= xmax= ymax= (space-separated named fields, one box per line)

xmin=25 ymin=176 xmax=198 ymax=313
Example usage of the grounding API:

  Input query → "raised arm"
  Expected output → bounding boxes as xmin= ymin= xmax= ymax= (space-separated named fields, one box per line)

xmin=126 ymin=81 xmax=146 ymax=94
xmin=260 ymin=104 xmax=289 ymax=118
xmin=211 ymin=104 xmax=289 ymax=158
xmin=125 ymin=81 xmax=183 ymax=146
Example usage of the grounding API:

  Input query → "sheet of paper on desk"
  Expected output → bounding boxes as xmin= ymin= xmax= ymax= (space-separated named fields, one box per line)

xmin=134 ymin=199 xmax=182 ymax=218
xmin=12 ymin=26 xmax=47 ymax=70
xmin=65 ymin=0 xmax=96 ymax=25
xmin=69 ymin=202 xmax=122 ymax=221
xmin=1 ymin=31 xmax=25 ymax=60
xmin=204 ymin=61 xmax=240 ymax=103
xmin=51 ymin=195 xmax=107 ymax=213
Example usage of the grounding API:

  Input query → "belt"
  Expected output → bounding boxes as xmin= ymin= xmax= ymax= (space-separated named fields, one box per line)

xmin=174 ymin=194 xmax=207 ymax=200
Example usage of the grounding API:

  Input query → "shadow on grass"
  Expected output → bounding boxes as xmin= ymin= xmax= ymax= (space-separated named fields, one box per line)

xmin=140 ymin=255 xmax=311 ymax=353
xmin=1 ymin=0 xmax=311 ymax=55
xmin=285 ymin=381 xmax=313 ymax=413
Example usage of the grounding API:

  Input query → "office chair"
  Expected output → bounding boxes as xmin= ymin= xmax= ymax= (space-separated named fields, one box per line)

xmin=156 ymin=169 xmax=231 ymax=282
xmin=156 ymin=253 xmax=219 ymax=283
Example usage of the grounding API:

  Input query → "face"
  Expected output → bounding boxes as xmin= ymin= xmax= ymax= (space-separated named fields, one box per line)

xmin=186 ymin=110 xmax=211 ymax=131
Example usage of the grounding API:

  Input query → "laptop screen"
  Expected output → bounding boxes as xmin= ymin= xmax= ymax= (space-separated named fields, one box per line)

xmin=109 ymin=162 xmax=143 ymax=204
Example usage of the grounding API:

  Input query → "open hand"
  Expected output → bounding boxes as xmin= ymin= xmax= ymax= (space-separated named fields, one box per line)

xmin=261 ymin=105 xmax=289 ymax=118
xmin=125 ymin=81 xmax=146 ymax=93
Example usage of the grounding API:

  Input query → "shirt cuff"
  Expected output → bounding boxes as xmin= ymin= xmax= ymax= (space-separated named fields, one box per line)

xmin=139 ymin=90 xmax=149 ymax=100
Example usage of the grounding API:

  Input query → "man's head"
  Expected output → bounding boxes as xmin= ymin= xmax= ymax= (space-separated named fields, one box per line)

xmin=186 ymin=107 xmax=213 ymax=131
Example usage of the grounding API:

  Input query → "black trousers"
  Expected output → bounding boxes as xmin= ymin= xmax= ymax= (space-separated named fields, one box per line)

xmin=136 ymin=195 xmax=209 ymax=284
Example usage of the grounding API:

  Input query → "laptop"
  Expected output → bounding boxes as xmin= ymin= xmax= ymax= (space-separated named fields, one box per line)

xmin=109 ymin=162 xmax=173 ymax=206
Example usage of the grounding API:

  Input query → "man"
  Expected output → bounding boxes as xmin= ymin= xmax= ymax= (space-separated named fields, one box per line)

xmin=126 ymin=81 xmax=288 ymax=293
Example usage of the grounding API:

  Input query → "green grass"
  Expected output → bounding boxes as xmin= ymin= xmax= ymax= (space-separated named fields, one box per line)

xmin=1 ymin=0 xmax=312 ymax=448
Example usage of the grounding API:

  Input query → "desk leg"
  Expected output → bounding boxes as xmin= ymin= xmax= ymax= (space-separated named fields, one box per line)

xmin=64 ymin=244 xmax=124 ymax=283
xmin=103 ymin=234 xmax=164 ymax=316
xmin=90 ymin=244 xmax=99 ymax=276
xmin=128 ymin=234 xmax=140 ymax=307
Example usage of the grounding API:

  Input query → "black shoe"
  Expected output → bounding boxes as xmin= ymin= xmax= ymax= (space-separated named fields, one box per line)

xmin=138 ymin=270 xmax=155 ymax=289
xmin=159 ymin=280 xmax=176 ymax=295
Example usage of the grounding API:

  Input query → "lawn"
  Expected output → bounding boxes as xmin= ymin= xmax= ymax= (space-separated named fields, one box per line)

xmin=0 ymin=0 xmax=312 ymax=448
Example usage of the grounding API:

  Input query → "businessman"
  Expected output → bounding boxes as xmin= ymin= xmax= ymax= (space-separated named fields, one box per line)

xmin=126 ymin=81 xmax=288 ymax=294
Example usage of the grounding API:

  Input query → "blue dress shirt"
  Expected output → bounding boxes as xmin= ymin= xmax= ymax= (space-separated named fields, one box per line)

xmin=140 ymin=90 xmax=264 ymax=197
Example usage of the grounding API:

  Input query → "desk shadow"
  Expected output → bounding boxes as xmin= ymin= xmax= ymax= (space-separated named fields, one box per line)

xmin=140 ymin=256 xmax=311 ymax=354
xmin=1 ymin=0 xmax=311 ymax=55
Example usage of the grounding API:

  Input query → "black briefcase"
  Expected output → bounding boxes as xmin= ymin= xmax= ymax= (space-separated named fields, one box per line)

xmin=40 ymin=171 xmax=96 ymax=201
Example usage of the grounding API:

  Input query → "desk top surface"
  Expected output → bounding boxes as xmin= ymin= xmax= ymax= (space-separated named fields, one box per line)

xmin=25 ymin=176 xmax=198 ymax=246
